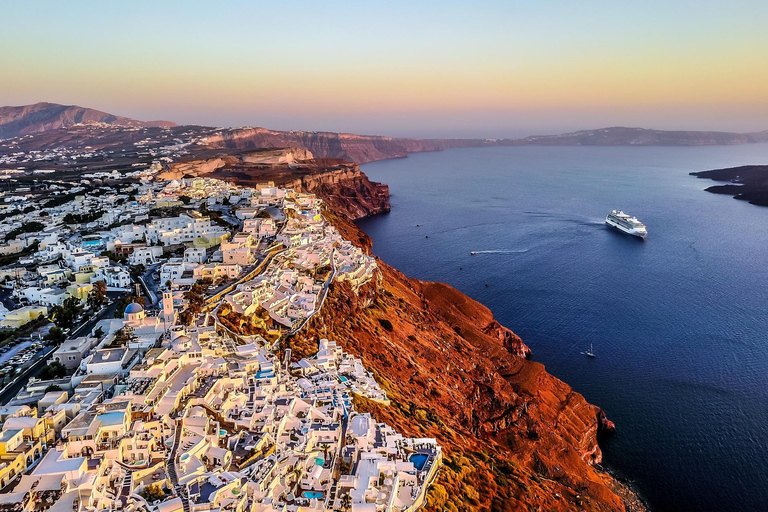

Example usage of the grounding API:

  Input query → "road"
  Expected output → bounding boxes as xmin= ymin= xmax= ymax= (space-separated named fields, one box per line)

xmin=204 ymin=246 xmax=285 ymax=310
xmin=71 ymin=291 xmax=124 ymax=337
xmin=287 ymin=248 xmax=336 ymax=336
xmin=0 ymin=346 xmax=55 ymax=405
xmin=0 ymin=292 xmax=124 ymax=405
xmin=139 ymin=263 xmax=163 ymax=308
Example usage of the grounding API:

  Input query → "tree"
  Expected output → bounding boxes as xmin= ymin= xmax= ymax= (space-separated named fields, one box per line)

xmin=4 ymin=221 xmax=44 ymax=242
xmin=184 ymin=282 xmax=206 ymax=317
xmin=94 ymin=326 xmax=105 ymax=339
xmin=179 ymin=195 xmax=192 ymax=205
xmin=43 ymin=326 xmax=66 ymax=345
xmin=115 ymin=296 xmax=146 ymax=318
xmin=50 ymin=297 xmax=83 ymax=330
xmin=139 ymin=483 xmax=166 ymax=503
xmin=39 ymin=362 xmax=67 ymax=380
xmin=87 ymin=280 xmax=108 ymax=310
xmin=44 ymin=384 xmax=63 ymax=393
xmin=178 ymin=309 xmax=193 ymax=326
xmin=130 ymin=264 xmax=146 ymax=279
xmin=113 ymin=326 xmax=137 ymax=347
xmin=339 ymin=492 xmax=352 ymax=511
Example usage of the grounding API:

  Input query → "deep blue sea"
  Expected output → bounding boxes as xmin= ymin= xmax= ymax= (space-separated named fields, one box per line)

xmin=356 ymin=144 xmax=768 ymax=512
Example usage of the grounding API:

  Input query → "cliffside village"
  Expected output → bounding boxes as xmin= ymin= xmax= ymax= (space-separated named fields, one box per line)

xmin=0 ymin=157 xmax=441 ymax=512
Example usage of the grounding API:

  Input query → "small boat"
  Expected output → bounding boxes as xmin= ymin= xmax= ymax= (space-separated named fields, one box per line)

xmin=470 ymin=251 xmax=477 ymax=255
xmin=581 ymin=344 xmax=596 ymax=358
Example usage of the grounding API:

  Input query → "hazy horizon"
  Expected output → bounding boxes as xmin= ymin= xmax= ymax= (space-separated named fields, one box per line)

xmin=3 ymin=1 xmax=767 ymax=138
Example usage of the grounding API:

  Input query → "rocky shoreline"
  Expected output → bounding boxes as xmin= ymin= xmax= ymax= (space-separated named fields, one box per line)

xmin=690 ymin=165 xmax=768 ymax=206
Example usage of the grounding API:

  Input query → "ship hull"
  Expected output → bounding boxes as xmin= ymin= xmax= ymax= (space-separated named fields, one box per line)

xmin=605 ymin=219 xmax=646 ymax=238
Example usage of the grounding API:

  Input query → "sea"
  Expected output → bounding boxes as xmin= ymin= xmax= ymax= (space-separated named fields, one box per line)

xmin=355 ymin=144 xmax=768 ymax=512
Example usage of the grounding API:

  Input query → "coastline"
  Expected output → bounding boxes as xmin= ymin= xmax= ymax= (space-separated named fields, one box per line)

xmin=270 ymin=161 xmax=647 ymax=511
xmin=146 ymin=145 xmax=647 ymax=510
xmin=690 ymin=164 xmax=768 ymax=206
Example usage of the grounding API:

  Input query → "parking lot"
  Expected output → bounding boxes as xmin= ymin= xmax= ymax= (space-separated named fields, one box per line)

xmin=0 ymin=339 xmax=47 ymax=365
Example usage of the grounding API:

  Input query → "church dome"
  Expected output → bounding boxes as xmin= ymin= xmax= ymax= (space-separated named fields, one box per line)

xmin=125 ymin=302 xmax=144 ymax=314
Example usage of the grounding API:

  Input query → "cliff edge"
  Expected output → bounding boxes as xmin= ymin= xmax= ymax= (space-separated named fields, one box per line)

xmin=282 ymin=212 xmax=645 ymax=511
xmin=181 ymin=148 xmax=645 ymax=511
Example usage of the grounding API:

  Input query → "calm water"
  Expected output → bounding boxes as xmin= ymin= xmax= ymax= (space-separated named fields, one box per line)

xmin=356 ymin=145 xmax=768 ymax=512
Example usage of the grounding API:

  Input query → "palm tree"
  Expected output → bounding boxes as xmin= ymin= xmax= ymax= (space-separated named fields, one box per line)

xmin=339 ymin=492 xmax=352 ymax=511
xmin=292 ymin=466 xmax=302 ymax=493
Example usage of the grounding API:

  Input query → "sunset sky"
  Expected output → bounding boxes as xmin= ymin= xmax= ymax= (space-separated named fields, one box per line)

xmin=2 ymin=0 xmax=767 ymax=137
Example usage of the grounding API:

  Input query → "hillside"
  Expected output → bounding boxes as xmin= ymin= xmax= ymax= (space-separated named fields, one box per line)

xmin=211 ymin=159 xmax=645 ymax=511
xmin=3 ymin=103 xmax=767 ymax=165
xmin=690 ymin=165 xmax=768 ymax=206
xmin=0 ymin=102 xmax=176 ymax=139
xmin=508 ymin=127 xmax=768 ymax=146
xmin=284 ymin=213 xmax=644 ymax=512
xmin=203 ymin=127 xmax=490 ymax=164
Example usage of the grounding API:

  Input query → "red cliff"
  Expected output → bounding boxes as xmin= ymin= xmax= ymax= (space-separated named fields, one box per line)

xmin=204 ymin=127 xmax=489 ymax=163
xmin=286 ymin=214 xmax=644 ymax=512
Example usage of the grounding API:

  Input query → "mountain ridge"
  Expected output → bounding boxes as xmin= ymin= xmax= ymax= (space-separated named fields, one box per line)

xmin=2 ymin=103 xmax=767 ymax=164
xmin=0 ymin=101 xmax=176 ymax=139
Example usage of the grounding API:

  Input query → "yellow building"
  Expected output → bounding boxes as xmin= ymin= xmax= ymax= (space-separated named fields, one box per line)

xmin=0 ymin=305 xmax=48 ymax=329
xmin=193 ymin=232 xmax=230 ymax=249
xmin=155 ymin=199 xmax=184 ymax=208
xmin=0 ymin=416 xmax=50 ymax=489
xmin=67 ymin=282 xmax=94 ymax=302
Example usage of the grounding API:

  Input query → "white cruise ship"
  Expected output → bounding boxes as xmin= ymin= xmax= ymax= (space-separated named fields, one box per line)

xmin=605 ymin=210 xmax=647 ymax=238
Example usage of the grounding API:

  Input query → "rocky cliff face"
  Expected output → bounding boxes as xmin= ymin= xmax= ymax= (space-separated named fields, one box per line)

xmin=0 ymin=102 xmax=175 ymax=139
xmin=201 ymin=154 xmax=642 ymax=510
xmin=281 ymin=164 xmax=390 ymax=219
xmin=166 ymin=149 xmax=391 ymax=220
xmin=287 ymin=213 xmax=643 ymax=512
xmin=204 ymin=127 xmax=489 ymax=163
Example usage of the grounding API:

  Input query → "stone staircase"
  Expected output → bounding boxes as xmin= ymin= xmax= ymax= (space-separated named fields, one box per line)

xmin=167 ymin=421 xmax=191 ymax=512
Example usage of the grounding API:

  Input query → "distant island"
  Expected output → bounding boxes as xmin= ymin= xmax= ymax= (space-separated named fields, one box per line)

xmin=690 ymin=165 xmax=768 ymax=206
xmin=1 ymin=102 xmax=767 ymax=165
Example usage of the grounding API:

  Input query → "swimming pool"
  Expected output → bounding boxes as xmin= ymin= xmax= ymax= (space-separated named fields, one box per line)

xmin=409 ymin=453 xmax=428 ymax=471
xmin=302 ymin=491 xmax=323 ymax=499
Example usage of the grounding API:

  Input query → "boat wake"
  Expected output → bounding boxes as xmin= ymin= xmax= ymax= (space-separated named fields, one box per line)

xmin=523 ymin=210 xmax=604 ymax=227
xmin=470 ymin=249 xmax=530 ymax=255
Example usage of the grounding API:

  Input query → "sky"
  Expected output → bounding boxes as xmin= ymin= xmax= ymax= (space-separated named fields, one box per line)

xmin=2 ymin=0 xmax=767 ymax=138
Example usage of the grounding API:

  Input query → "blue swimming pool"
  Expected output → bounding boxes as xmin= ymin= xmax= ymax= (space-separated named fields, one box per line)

xmin=410 ymin=453 xmax=428 ymax=471
xmin=302 ymin=491 xmax=323 ymax=499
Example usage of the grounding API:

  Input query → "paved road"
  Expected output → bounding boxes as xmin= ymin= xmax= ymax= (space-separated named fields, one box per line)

xmin=139 ymin=263 xmax=163 ymax=307
xmin=0 ymin=346 xmax=56 ymax=405
xmin=0 ymin=287 xmax=18 ymax=311
xmin=0 ymin=292 xmax=124 ymax=405
xmin=71 ymin=292 xmax=124 ymax=338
